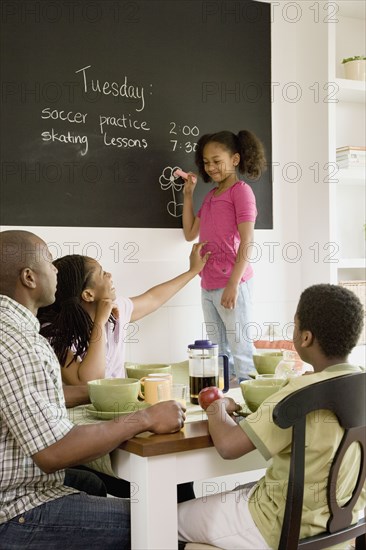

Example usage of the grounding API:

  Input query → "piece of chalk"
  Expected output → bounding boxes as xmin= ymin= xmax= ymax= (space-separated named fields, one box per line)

xmin=174 ymin=169 xmax=188 ymax=179
xmin=174 ymin=169 xmax=197 ymax=183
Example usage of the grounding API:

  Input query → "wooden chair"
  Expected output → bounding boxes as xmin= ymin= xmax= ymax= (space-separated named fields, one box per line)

xmin=273 ymin=371 xmax=366 ymax=550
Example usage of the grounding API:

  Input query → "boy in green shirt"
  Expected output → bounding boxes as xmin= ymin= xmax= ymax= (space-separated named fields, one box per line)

xmin=178 ymin=284 xmax=365 ymax=549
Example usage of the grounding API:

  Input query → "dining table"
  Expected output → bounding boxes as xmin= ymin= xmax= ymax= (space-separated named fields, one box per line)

xmin=68 ymin=364 xmax=270 ymax=550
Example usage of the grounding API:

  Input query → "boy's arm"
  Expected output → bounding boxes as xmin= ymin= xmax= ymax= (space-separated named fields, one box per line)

xmin=206 ymin=398 xmax=255 ymax=459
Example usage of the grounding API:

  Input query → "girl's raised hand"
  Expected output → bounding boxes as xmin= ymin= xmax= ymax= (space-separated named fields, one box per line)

xmin=188 ymin=242 xmax=211 ymax=274
xmin=183 ymin=173 xmax=198 ymax=195
xmin=95 ymin=298 xmax=119 ymax=325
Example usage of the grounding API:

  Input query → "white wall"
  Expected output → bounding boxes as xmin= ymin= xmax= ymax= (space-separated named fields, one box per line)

xmin=3 ymin=1 xmax=305 ymax=364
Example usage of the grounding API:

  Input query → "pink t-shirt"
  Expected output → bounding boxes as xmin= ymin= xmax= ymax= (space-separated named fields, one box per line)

xmin=105 ymin=296 xmax=134 ymax=378
xmin=197 ymin=181 xmax=257 ymax=290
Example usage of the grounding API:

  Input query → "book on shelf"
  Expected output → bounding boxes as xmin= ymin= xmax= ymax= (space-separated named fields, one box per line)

xmin=336 ymin=146 xmax=366 ymax=168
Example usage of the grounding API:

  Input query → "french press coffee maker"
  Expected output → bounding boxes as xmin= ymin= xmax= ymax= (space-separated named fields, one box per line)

xmin=188 ymin=339 xmax=229 ymax=404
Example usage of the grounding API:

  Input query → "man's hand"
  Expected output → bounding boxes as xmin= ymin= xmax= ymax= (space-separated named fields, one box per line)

xmin=143 ymin=400 xmax=186 ymax=434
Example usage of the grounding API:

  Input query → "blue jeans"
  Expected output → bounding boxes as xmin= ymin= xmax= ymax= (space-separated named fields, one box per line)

xmin=201 ymin=280 xmax=255 ymax=380
xmin=0 ymin=471 xmax=130 ymax=549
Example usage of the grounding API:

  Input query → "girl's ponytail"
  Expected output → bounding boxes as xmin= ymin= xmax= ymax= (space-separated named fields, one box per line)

xmin=237 ymin=130 xmax=266 ymax=180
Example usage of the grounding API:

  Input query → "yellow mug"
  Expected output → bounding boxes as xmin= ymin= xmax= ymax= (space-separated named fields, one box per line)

xmin=139 ymin=377 xmax=171 ymax=404
xmin=146 ymin=372 xmax=173 ymax=386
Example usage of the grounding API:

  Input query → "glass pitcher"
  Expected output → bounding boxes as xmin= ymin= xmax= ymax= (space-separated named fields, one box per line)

xmin=188 ymin=339 xmax=229 ymax=404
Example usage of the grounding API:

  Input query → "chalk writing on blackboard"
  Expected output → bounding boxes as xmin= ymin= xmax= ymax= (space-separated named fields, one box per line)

xmin=159 ymin=166 xmax=184 ymax=218
xmin=169 ymin=122 xmax=199 ymax=154
xmin=1 ymin=0 xmax=272 ymax=229
xmin=75 ymin=65 xmax=147 ymax=112
xmin=40 ymin=65 xmax=153 ymax=156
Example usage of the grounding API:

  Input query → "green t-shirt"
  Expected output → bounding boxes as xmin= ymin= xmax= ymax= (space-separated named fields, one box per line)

xmin=240 ymin=364 xmax=365 ymax=549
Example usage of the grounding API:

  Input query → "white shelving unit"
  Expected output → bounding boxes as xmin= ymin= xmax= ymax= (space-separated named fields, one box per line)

xmin=294 ymin=1 xmax=364 ymax=291
xmin=331 ymin=2 xmax=365 ymax=353
xmin=295 ymin=1 xmax=365 ymax=356
xmin=329 ymin=1 xmax=366 ymax=284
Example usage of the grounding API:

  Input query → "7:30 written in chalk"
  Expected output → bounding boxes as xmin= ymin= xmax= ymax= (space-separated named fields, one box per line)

xmin=170 ymin=140 xmax=197 ymax=153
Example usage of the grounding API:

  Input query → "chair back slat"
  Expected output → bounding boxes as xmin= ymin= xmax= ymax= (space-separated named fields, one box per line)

xmin=278 ymin=419 xmax=306 ymax=549
xmin=327 ymin=426 xmax=366 ymax=532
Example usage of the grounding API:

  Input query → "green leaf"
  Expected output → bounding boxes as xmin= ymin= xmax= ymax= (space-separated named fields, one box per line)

xmin=342 ymin=56 xmax=366 ymax=64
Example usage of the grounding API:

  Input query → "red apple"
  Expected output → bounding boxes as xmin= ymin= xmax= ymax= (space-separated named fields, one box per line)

xmin=198 ymin=386 xmax=224 ymax=410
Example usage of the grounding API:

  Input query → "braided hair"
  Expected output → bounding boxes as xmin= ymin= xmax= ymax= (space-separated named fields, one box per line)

xmin=195 ymin=130 xmax=266 ymax=183
xmin=38 ymin=254 xmax=115 ymax=368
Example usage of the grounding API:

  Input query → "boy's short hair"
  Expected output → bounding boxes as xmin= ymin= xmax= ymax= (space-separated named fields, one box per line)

xmin=296 ymin=284 xmax=364 ymax=358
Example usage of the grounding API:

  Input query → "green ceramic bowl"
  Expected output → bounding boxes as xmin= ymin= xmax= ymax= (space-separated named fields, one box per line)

xmin=125 ymin=363 xmax=172 ymax=380
xmin=240 ymin=377 xmax=286 ymax=412
xmin=88 ymin=378 xmax=140 ymax=412
xmin=253 ymin=352 xmax=283 ymax=375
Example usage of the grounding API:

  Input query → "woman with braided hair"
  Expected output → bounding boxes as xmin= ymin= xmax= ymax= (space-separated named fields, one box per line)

xmin=38 ymin=243 xmax=208 ymax=385
xmin=38 ymin=248 xmax=203 ymax=502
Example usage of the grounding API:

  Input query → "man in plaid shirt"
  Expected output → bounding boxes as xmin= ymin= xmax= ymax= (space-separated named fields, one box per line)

xmin=0 ymin=230 xmax=186 ymax=549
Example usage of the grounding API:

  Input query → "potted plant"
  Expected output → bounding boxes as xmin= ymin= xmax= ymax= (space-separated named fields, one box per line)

xmin=342 ymin=56 xmax=366 ymax=81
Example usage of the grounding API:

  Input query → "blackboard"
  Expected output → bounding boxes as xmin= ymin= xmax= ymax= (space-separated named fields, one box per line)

xmin=0 ymin=0 xmax=272 ymax=228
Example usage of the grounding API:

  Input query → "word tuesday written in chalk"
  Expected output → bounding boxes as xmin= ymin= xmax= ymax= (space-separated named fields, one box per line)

xmin=75 ymin=65 xmax=146 ymax=112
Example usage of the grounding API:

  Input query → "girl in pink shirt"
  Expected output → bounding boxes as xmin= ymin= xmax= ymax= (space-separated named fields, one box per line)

xmin=183 ymin=130 xmax=266 ymax=381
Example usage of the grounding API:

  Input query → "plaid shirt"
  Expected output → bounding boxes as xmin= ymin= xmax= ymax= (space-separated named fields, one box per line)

xmin=0 ymin=295 xmax=77 ymax=524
